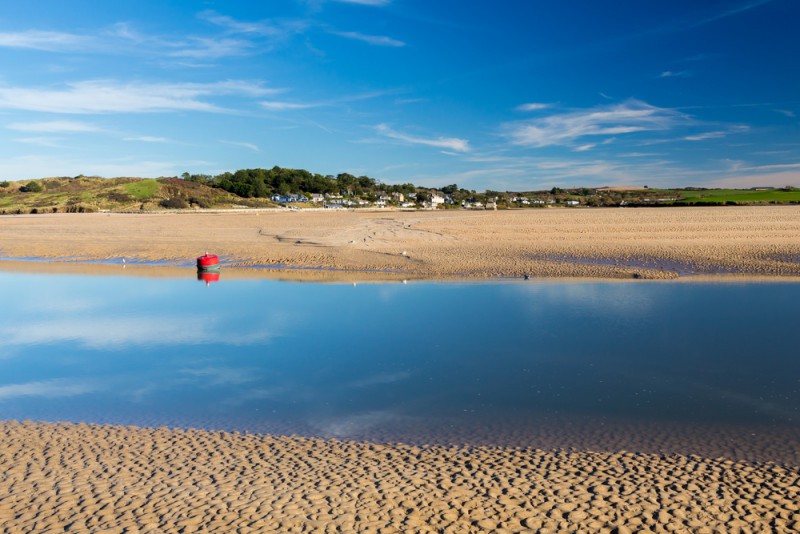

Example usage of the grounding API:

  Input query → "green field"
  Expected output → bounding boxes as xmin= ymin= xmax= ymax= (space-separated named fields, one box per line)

xmin=124 ymin=179 xmax=160 ymax=200
xmin=667 ymin=188 xmax=800 ymax=204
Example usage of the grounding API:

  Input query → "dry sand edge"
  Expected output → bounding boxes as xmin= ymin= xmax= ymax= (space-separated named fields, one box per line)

xmin=1 ymin=206 xmax=799 ymax=281
xmin=1 ymin=421 xmax=799 ymax=533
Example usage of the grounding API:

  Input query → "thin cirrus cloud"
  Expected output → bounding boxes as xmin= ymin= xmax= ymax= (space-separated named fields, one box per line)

xmin=6 ymin=120 xmax=102 ymax=133
xmin=332 ymin=0 xmax=392 ymax=5
xmin=123 ymin=136 xmax=170 ymax=143
xmin=659 ymin=70 xmax=691 ymax=78
xmin=516 ymin=102 xmax=553 ymax=112
xmin=261 ymin=100 xmax=318 ymax=111
xmin=504 ymin=99 xmax=688 ymax=148
xmin=261 ymin=90 xmax=398 ymax=112
xmin=0 ymin=80 xmax=276 ymax=114
xmin=331 ymin=30 xmax=405 ymax=47
xmin=683 ymin=125 xmax=749 ymax=141
xmin=0 ymin=30 xmax=89 ymax=51
xmin=376 ymin=123 xmax=470 ymax=152
xmin=168 ymin=37 xmax=255 ymax=59
xmin=221 ymin=140 xmax=261 ymax=152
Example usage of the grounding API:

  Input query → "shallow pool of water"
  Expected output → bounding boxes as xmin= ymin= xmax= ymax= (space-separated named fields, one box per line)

xmin=1 ymin=269 xmax=798 ymax=463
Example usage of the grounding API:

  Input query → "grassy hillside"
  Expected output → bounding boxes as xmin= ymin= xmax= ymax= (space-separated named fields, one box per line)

xmin=0 ymin=176 xmax=276 ymax=214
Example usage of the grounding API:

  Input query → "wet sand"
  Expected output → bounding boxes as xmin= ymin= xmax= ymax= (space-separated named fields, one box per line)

xmin=1 ymin=422 xmax=799 ymax=533
xmin=1 ymin=206 xmax=799 ymax=279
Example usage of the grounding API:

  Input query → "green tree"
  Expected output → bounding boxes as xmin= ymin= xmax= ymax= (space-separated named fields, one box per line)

xmin=20 ymin=181 xmax=42 ymax=193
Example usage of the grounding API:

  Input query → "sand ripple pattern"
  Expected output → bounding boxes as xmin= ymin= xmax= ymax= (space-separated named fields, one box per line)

xmin=1 ymin=421 xmax=798 ymax=533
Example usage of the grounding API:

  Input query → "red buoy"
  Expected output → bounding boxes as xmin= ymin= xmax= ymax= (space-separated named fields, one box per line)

xmin=197 ymin=252 xmax=220 ymax=270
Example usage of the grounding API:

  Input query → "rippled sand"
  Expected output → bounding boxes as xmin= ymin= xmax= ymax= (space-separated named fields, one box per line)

xmin=1 ymin=206 xmax=799 ymax=279
xmin=1 ymin=422 xmax=798 ymax=533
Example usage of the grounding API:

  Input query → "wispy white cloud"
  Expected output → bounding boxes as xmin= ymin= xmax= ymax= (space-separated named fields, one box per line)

xmin=260 ymin=89 xmax=392 ymax=112
xmin=332 ymin=0 xmax=391 ymax=5
xmin=14 ymin=137 xmax=65 ymax=148
xmin=198 ymin=11 xmax=276 ymax=34
xmin=123 ymin=136 xmax=170 ymax=143
xmin=659 ymin=70 xmax=691 ymax=78
xmin=7 ymin=120 xmax=102 ymax=133
xmin=516 ymin=102 xmax=553 ymax=112
xmin=619 ymin=152 xmax=665 ymax=157
xmin=0 ymin=80 xmax=275 ymax=114
xmin=376 ymin=123 xmax=470 ymax=152
xmin=683 ymin=125 xmax=749 ymax=141
xmin=331 ymin=30 xmax=405 ymax=47
xmin=683 ymin=131 xmax=728 ymax=141
xmin=0 ymin=30 xmax=89 ymax=51
xmin=573 ymin=143 xmax=596 ymax=152
xmin=221 ymin=140 xmax=261 ymax=152
xmin=169 ymin=37 xmax=255 ymax=59
xmin=504 ymin=99 xmax=687 ymax=148
xmin=261 ymin=100 xmax=318 ymax=111
xmin=775 ymin=109 xmax=796 ymax=118
xmin=692 ymin=0 xmax=776 ymax=28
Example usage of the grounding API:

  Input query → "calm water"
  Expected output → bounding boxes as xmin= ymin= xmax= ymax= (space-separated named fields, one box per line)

xmin=1 ymin=269 xmax=799 ymax=462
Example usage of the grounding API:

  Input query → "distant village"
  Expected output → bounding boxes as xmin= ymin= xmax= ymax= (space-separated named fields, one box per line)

xmin=268 ymin=188 xmax=681 ymax=210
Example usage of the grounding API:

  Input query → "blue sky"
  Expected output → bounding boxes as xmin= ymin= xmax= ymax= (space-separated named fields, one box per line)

xmin=0 ymin=0 xmax=798 ymax=190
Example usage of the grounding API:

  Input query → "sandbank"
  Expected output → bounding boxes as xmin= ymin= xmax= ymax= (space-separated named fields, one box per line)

xmin=1 ymin=206 xmax=799 ymax=280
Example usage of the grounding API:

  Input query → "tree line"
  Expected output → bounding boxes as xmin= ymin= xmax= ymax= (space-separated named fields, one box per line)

xmin=182 ymin=167 xmax=418 ymax=199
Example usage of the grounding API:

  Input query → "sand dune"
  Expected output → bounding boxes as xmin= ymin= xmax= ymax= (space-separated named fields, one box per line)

xmin=0 ymin=421 xmax=798 ymax=532
xmin=1 ymin=206 xmax=799 ymax=279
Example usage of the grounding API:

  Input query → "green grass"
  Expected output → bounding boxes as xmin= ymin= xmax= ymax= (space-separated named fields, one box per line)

xmin=673 ymin=189 xmax=800 ymax=204
xmin=124 ymin=179 xmax=160 ymax=199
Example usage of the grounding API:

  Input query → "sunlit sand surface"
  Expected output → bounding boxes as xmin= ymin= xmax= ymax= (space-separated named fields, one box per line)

xmin=1 ymin=206 xmax=799 ymax=279
xmin=1 ymin=422 xmax=798 ymax=533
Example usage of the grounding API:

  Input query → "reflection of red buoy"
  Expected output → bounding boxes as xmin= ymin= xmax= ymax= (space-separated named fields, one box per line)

xmin=197 ymin=270 xmax=220 ymax=286
xmin=197 ymin=252 xmax=220 ymax=270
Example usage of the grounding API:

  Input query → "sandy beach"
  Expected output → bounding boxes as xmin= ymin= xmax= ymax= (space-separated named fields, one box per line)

xmin=1 ymin=206 xmax=799 ymax=279
xmin=1 ymin=421 xmax=798 ymax=533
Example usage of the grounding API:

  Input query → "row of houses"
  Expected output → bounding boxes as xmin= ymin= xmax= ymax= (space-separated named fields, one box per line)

xmin=271 ymin=191 xmax=459 ymax=209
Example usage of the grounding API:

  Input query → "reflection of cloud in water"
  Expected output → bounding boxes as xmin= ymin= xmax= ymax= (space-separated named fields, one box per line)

xmin=0 ymin=379 xmax=94 ymax=401
xmin=348 ymin=371 xmax=411 ymax=388
xmin=179 ymin=366 xmax=259 ymax=386
xmin=222 ymin=386 xmax=290 ymax=406
xmin=513 ymin=282 xmax=654 ymax=317
xmin=20 ymin=296 xmax=104 ymax=314
xmin=310 ymin=410 xmax=409 ymax=438
xmin=0 ymin=314 xmax=282 ymax=349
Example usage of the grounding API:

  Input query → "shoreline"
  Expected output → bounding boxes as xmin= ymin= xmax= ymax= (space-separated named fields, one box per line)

xmin=1 ymin=420 xmax=798 ymax=532
xmin=3 ymin=257 xmax=800 ymax=284
xmin=1 ymin=206 xmax=799 ymax=281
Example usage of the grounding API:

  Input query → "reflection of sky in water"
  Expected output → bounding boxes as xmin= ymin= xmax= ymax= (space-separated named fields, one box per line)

xmin=1 ymin=272 xmax=799 ymax=456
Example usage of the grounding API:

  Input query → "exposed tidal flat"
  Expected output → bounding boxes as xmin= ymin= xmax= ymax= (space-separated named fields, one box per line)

xmin=1 ymin=421 xmax=799 ymax=533
xmin=1 ymin=205 xmax=799 ymax=279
